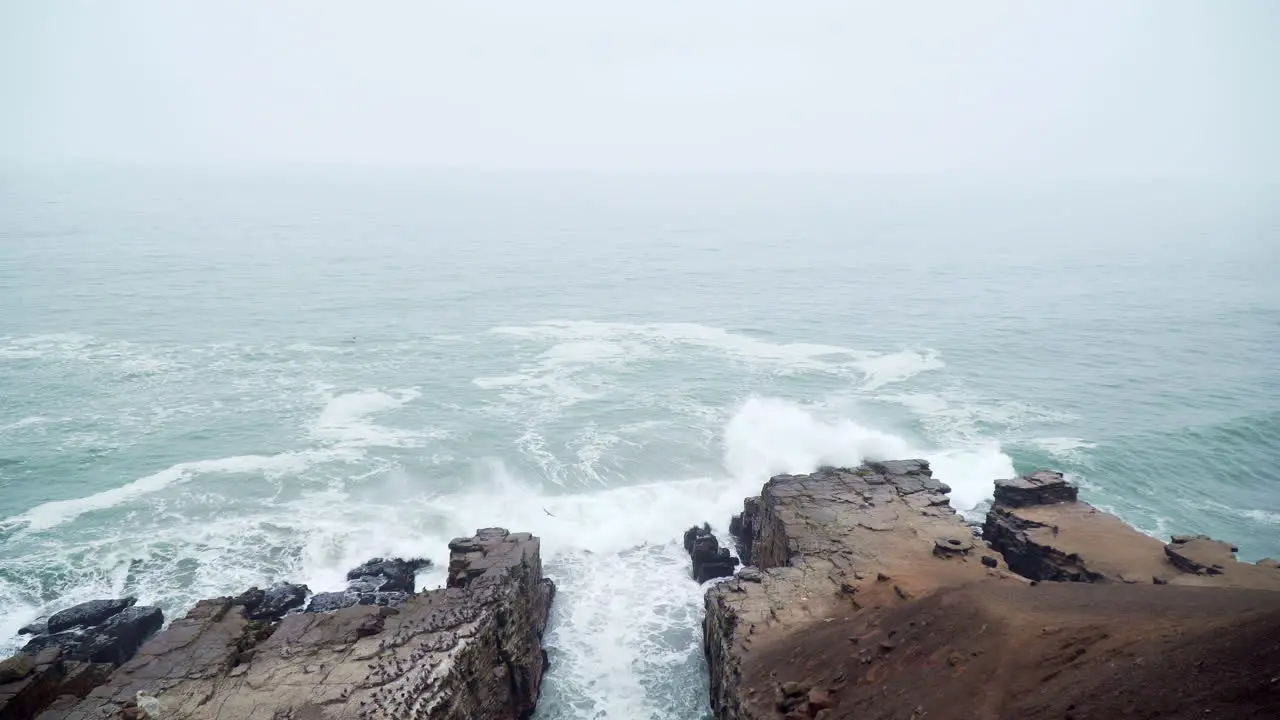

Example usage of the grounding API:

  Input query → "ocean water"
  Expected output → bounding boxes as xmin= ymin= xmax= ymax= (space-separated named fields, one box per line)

xmin=1 ymin=169 xmax=1277 ymax=718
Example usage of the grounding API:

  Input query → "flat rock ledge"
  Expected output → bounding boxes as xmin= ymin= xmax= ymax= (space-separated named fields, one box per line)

xmin=705 ymin=462 xmax=1280 ymax=720
xmin=4 ymin=528 xmax=554 ymax=720
xmin=982 ymin=470 xmax=1280 ymax=589
xmin=706 ymin=460 xmax=1012 ymax=719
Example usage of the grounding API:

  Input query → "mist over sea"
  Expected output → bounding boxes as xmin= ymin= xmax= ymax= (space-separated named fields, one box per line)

xmin=2 ymin=169 xmax=1277 ymax=718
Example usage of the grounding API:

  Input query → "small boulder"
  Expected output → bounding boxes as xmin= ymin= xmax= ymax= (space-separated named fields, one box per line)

xmin=933 ymin=535 xmax=975 ymax=557
xmin=17 ymin=620 xmax=48 ymax=636
xmin=257 ymin=582 xmax=309 ymax=619
xmin=1256 ymin=558 xmax=1280 ymax=570
xmin=992 ymin=471 xmax=1078 ymax=508
xmin=22 ymin=606 xmax=164 ymax=667
xmin=232 ymin=587 xmax=267 ymax=614
xmin=75 ymin=606 xmax=165 ymax=666
xmin=683 ymin=524 xmax=740 ymax=583
xmin=46 ymin=598 xmax=137 ymax=634
xmin=808 ymin=687 xmax=834 ymax=711
xmin=345 ymin=558 xmax=430 ymax=594
xmin=236 ymin=582 xmax=309 ymax=621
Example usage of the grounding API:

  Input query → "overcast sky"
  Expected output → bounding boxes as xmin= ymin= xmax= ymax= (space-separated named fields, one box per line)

xmin=2 ymin=1 xmax=1277 ymax=176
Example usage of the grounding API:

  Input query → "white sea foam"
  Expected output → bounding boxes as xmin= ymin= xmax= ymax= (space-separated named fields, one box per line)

xmin=413 ymin=399 xmax=1010 ymax=715
xmin=474 ymin=339 xmax=640 ymax=407
xmin=2 ymin=388 xmax=426 ymax=533
xmin=1034 ymin=436 xmax=1097 ymax=459
xmin=310 ymin=388 xmax=432 ymax=448
xmin=855 ymin=349 xmax=944 ymax=390
xmin=2 ymin=450 xmax=342 ymax=532
xmin=490 ymin=320 xmax=869 ymax=370
xmin=722 ymin=396 xmax=1011 ymax=512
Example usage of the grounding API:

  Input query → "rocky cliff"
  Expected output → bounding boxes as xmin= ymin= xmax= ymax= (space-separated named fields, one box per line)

xmin=1 ymin=527 xmax=554 ymax=720
xmin=705 ymin=462 xmax=1280 ymax=719
xmin=982 ymin=470 xmax=1280 ymax=589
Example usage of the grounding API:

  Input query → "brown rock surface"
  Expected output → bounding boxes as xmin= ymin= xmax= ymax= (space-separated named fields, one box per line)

xmin=706 ymin=462 xmax=1280 ymax=719
xmin=744 ymin=581 xmax=1280 ymax=720
xmin=983 ymin=472 xmax=1280 ymax=590
xmin=0 ymin=649 xmax=68 ymax=720
xmin=705 ymin=460 xmax=1016 ymax=719
xmin=991 ymin=470 xmax=1079 ymax=507
xmin=32 ymin=527 xmax=553 ymax=720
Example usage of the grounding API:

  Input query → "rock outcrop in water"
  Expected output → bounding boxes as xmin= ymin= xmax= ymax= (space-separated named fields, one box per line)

xmin=16 ymin=598 xmax=165 ymax=670
xmin=1 ymin=528 xmax=554 ymax=720
xmin=684 ymin=524 xmax=741 ymax=583
xmin=704 ymin=462 xmax=1280 ymax=719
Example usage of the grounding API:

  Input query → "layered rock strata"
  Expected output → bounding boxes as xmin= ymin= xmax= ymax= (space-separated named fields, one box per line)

xmin=706 ymin=461 xmax=1013 ymax=718
xmin=4 ymin=528 xmax=553 ymax=720
xmin=983 ymin=471 xmax=1280 ymax=589
xmin=706 ymin=462 xmax=1280 ymax=719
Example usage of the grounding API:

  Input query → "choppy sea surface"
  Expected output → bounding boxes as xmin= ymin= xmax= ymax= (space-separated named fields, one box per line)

xmin=2 ymin=169 xmax=1277 ymax=718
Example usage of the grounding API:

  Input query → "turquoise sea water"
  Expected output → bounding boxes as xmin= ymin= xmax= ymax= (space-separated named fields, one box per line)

xmin=2 ymin=169 xmax=1277 ymax=718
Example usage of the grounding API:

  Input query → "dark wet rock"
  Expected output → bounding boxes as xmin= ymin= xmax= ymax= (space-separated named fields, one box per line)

xmin=304 ymin=591 xmax=360 ymax=613
xmin=345 ymin=556 xmax=430 ymax=593
xmin=231 ymin=586 xmax=266 ymax=612
xmin=685 ymin=524 xmax=740 ymax=583
xmin=73 ymin=605 xmax=165 ymax=666
xmin=294 ymin=556 xmax=427 ymax=613
xmin=982 ymin=555 xmax=999 ymax=568
xmin=21 ymin=606 xmax=163 ymax=667
xmin=304 ymin=589 xmax=410 ymax=613
xmin=17 ymin=620 xmax=47 ymax=636
xmin=256 ymin=582 xmax=309 ymax=619
xmin=45 ymin=597 xmax=136 ymax=634
xmin=234 ymin=582 xmax=309 ymax=621
xmin=992 ymin=470 xmax=1078 ymax=508
xmin=729 ymin=497 xmax=759 ymax=566
xmin=19 ymin=630 xmax=86 ymax=659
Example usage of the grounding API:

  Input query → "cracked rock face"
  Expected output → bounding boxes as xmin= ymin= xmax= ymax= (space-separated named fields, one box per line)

xmin=32 ymin=528 xmax=554 ymax=720
xmin=982 ymin=472 xmax=1280 ymax=590
xmin=704 ymin=463 xmax=1280 ymax=720
xmin=705 ymin=460 xmax=1010 ymax=719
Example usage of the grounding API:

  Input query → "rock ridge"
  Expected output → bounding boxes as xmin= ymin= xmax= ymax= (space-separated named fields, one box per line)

xmin=2 ymin=528 xmax=554 ymax=720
